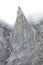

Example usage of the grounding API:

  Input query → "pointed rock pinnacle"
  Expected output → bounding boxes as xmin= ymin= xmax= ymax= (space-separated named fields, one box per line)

xmin=11 ymin=7 xmax=36 ymax=65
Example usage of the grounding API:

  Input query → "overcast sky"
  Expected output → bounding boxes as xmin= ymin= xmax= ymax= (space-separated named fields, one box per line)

xmin=0 ymin=0 xmax=43 ymax=26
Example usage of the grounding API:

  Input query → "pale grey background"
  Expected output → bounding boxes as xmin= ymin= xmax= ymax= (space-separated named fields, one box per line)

xmin=0 ymin=0 xmax=43 ymax=26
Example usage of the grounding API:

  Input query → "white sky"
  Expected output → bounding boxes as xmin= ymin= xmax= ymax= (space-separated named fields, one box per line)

xmin=0 ymin=0 xmax=43 ymax=26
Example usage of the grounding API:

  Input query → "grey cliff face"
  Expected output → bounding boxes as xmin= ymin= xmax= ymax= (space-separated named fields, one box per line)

xmin=9 ymin=7 xmax=40 ymax=65
xmin=10 ymin=7 xmax=43 ymax=65
xmin=0 ymin=7 xmax=43 ymax=65
xmin=0 ymin=21 xmax=12 ymax=65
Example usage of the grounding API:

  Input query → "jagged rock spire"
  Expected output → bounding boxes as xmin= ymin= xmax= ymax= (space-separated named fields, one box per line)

xmin=11 ymin=6 xmax=36 ymax=65
xmin=12 ymin=6 xmax=33 ymax=46
xmin=17 ymin=6 xmax=24 ymax=17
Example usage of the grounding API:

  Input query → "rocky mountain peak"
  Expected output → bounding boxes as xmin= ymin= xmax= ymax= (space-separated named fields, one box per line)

xmin=17 ymin=6 xmax=24 ymax=17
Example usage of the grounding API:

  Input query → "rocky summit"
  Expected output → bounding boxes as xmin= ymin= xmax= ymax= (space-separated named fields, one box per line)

xmin=0 ymin=7 xmax=43 ymax=65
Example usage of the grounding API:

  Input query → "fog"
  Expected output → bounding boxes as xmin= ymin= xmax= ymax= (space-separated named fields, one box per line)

xmin=0 ymin=0 xmax=43 ymax=26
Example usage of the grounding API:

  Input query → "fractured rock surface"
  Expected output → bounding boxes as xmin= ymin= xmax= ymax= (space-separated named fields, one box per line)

xmin=9 ymin=7 xmax=41 ymax=65
xmin=0 ymin=7 xmax=43 ymax=65
xmin=10 ymin=7 xmax=43 ymax=65
xmin=0 ymin=21 xmax=12 ymax=65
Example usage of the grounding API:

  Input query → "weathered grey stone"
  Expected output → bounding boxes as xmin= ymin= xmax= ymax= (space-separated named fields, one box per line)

xmin=0 ymin=7 xmax=43 ymax=65
xmin=0 ymin=21 xmax=12 ymax=65
xmin=10 ymin=7 xmax=37 ymax=65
